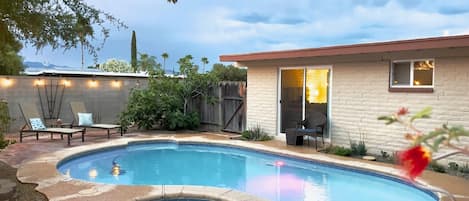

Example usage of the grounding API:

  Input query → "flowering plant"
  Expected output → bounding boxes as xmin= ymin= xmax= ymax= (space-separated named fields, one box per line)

xmin=378 ymin=107 xmax=469 ymax=181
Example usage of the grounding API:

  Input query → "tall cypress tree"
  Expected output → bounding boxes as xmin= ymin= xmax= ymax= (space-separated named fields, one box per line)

xmin=131 ymin=30 xmax=137 ymax=72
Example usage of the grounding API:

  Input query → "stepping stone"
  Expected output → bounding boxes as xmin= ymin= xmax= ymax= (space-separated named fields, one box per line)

xmin=362 ymin=156 xmax=376 ymax=161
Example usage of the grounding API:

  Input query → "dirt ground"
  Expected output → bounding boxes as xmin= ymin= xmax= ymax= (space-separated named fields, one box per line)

xmin=0 ymin=161 xmax=47 ymax=201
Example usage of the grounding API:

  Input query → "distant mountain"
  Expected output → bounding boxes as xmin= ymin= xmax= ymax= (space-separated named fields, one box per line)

xmin=24 ymin=61 xmax=67 ymax=68
xmin=23 ymin=61 xmax=89 ymax=72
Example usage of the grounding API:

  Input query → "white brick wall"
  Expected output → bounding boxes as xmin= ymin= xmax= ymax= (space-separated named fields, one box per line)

xmin=246 ymin=65 xmax=278 ymax=135
xmin=331 ymin=57 xmax=469 ymax=164
xmin=245 ymin=56 xmax=469 ymax=164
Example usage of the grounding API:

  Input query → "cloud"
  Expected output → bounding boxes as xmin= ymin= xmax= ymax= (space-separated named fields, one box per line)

xmin=438 ymin=7 xmax=469 ymax=15
xmin=236 ymin=13 xmax=270 ymax=24
xmin=19 ymin=0 xmax=469 ymax=69
xmin=235 ymin=12 xmax=306 ymax=25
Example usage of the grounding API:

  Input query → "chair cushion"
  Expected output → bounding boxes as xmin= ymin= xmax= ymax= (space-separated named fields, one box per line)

xmin=29 ymin=118 xmax=46 ymax=130
xmin=78 ymin=113 xmax=93 ymax=126
xmin=303 ymin=111 xmax=327 ymax=129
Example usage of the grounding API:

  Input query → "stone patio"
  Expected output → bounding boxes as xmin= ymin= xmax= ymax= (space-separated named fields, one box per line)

xmin=0 ymin=130 xmax=468 ymax=201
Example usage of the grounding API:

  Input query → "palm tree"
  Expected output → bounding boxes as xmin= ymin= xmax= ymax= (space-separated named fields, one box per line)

xmin=74 ymin=15 xmax=93 ymax=71
xmin=201 ymin=57 xmax=209 ymax=73
xmin=161 ymin=52 xmax=169 ymax=73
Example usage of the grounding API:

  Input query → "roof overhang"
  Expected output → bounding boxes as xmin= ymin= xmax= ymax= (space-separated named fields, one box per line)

xmin=220 ymin=35 xmax=469 ymax=62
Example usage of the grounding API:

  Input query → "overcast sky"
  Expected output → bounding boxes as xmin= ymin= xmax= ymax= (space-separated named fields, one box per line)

xmin=20 ymin=0 xmax=469 ymax=71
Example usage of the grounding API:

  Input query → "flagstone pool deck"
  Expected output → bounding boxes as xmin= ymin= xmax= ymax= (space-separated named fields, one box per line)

xmin=0 ymin=131 xmax=468 ymax=201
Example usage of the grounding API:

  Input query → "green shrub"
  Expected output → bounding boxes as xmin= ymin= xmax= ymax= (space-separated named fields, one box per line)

xmin=460 ymin=163 xmax=469 ymax=174
xmin=390 ymin=151 xmax=399 ymax=163
xmin=209 ymin=63 xmax=246 ymax=81
xmin=380 ymin=150 xmax=390 ymax=159
xmin=164 ymin=111 xmax=199 ymax=130
xmin=325 ymin=146 xmax=352 ymax=157
xmin=0 ymin=100 xmax=11 ymax=149
xmin=349 ymin=130 xmax=367 ymax=156
xmin=448 ymin=162 xmax=459 ymax=171
xmin=120 ymin=57 xmax=218 ymax=131
xmin=350 ymin=141 xmax=367 ymax=156
xmin=429 ymin=161 xmax=446 ymax=173
xmin=241 ymin=125 xmax=272 ymax=141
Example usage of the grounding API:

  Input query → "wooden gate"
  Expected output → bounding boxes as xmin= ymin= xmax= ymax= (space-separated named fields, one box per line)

xmin=220 ymin=82 xmax=246 ymax=133
xmin=194 ymin=81 xmax=246 ymax=133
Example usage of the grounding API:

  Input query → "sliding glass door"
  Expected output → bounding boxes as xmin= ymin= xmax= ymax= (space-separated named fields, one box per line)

xmin=279 ymin=67 xmax=330 ymax=134
xmin=280 ymin=69 xmax=304 ymax=133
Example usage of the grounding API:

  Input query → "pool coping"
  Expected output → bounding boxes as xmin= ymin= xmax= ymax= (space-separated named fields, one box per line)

xmin=17 ymin=135 xmax=444 ymax=201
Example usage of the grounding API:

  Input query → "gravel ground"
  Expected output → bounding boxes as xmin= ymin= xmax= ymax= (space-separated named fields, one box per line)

xmin=0 ymin=161 xmax=47 ymax=201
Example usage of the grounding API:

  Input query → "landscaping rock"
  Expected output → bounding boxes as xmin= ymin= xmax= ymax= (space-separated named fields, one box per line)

xmin=362 ymin=156 xmax=376 ymax=161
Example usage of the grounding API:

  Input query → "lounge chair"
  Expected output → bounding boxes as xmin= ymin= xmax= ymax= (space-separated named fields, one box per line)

xmin=70 ymin=101 xmax=123 ymax=138
xmin=285 ymin=111 xmax=327 ymax=149
xmin=19 ymin=102 xmax=85 ymax=145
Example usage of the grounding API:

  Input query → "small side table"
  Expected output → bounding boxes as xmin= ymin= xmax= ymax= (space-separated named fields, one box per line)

xmin=58 ymin=123 xmax=72 ymax=128
xmin=285 ymin=128 xmax=304 ymax=145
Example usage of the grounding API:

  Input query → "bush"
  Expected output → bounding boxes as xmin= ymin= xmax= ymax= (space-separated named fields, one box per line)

xmin=120 ymin=56 xmax=218 ymax=131
xmin=380 ymin=150 xmax=390 ymax=159
xmin=0 ymin=100 xmax=11 ymax=149
xmin=349 ymin=130 xmax=367 ymax=156
xmin=350 ymin=141 xmax=367 ymax=156
xmin=164 ymin=111 xmax=199 ymax=130
xmin=460 ymin=163 xmax=469 ymax=174
xmin=120 ymin=77 xmax=202 ymax=130
xmin=448 ymin=162 xmax=459 ymax=171
xmin=429 ymin=161 xmax=446 ymax=173
xmin=209 ymin=63 xmax=246 ymax=81
xmin=324 ymin=146 xmax=352 ymax=157
xmin=241 ymin=125 xmax=272 ymax=141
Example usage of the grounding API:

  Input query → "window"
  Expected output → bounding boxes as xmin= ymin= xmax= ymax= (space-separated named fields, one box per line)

xmin=390 ymin=59 xmax=434 ymax=92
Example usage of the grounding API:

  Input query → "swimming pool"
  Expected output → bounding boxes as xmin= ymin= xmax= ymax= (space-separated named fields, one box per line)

xmin=57 ymin=141 xmax=437 ymax=201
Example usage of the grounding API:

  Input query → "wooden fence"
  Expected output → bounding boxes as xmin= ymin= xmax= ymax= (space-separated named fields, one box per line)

xmin=189 ymin=81 xmax=246 ymax=133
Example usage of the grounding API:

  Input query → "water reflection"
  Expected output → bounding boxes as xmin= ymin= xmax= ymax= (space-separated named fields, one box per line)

xmin=88 ymin=168 xmax=98 ymax=179
xmin=59 ymin=144 xmax=436 ymax=201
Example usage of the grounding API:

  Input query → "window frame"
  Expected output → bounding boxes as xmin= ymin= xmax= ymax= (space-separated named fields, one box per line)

xmin=389 ymin=59 xmax=435 ymax=93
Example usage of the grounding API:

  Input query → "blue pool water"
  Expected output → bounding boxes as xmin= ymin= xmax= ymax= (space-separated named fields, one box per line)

xmin=58 ymin=142 xmax=437 ymax=201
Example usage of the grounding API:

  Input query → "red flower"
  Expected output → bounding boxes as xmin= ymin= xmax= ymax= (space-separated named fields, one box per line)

xmin=397 ymin=107 xmax=409 ymax=116
xmin=398 ymin=146 xmax=431 ymax=181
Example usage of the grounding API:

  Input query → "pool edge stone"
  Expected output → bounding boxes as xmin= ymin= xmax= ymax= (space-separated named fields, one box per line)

xmin=17 ymin=135 xmax=442 ymax=201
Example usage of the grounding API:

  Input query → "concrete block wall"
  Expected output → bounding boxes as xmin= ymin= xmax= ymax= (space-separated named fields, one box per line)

xmin=246 ymin=65 xmax=278 ymax=135
xmin=331 ymin=56 xmax=469 ymax=163
xmin=0 ymin=76 xmax=147 ymax=132
xmin=244 ymin=55 xmax=469 ymax=164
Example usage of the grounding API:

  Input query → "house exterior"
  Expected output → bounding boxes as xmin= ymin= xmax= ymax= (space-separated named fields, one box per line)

xmin=220 ymin=35 xmax=469 ymax=163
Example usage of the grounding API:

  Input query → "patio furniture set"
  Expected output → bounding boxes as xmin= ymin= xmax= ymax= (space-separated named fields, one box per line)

xmin=18 ymin=101 xmax=122 ymax=145
xmin=285 ymin=111 xmax=327 ymax=149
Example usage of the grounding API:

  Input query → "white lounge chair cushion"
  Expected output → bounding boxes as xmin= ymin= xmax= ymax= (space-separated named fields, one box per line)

xmin=45 ymin=128 xmax=83 ymax=134
xmin=92 ymin=124 xmax=121 ymax=129
xmin=78 ymin=113 xmax=93 ymax=126
xmin=29 ymin=118 xmax=46 ymax=130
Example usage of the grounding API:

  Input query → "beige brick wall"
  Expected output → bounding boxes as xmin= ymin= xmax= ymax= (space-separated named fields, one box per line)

xmin=244 ymin=55 xmax=469 ymax=164
xmin=246 ymin=65 xmax=278 ymax=135
xmin=331 ymin=56 xmax=469 ymax=163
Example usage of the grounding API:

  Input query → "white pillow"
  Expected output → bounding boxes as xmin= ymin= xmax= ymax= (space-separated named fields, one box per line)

xmin=78 ymin=113 xmax=93 ymax=126
xmin=30 ymin=118 xmax=46 ymax=130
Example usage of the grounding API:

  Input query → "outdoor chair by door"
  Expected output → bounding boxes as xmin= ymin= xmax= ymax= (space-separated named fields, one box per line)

xmin=285 ymin=111 xmax=326 ymax=149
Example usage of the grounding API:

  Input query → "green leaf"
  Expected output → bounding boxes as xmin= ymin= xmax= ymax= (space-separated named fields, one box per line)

xmin=410 ymin=107 xmax=432 ymax=122
xmin=415 ymin=129 xmax=445 ymax=144
xmin=432 ymin=136 xmax=446 ymax=152
xmin=377 ymin=116 xmax=397 ymax=125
